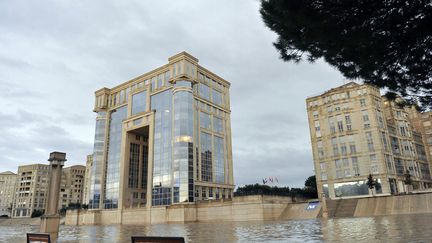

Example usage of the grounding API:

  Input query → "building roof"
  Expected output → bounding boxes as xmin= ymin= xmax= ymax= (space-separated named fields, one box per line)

xmin=0 ymin=171 xmax=16 ymax=175
xmin=307 ymin=81 xmax=362 ymax=99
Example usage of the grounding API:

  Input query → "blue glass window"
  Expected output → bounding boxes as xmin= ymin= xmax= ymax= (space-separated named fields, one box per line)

xmin=212 ymin=89 xmax=223 ymax=106
xmin=131 ymin=91 xmax=147 ymax=115
xmin=104 ymin=106 xmax=127 ymax=209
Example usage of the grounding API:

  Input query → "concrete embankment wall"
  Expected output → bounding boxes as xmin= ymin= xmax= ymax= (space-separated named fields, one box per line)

xmin=354 ymin=193 xmax=432 ymax=217
xmin=279 ymin=202 xmax=322 ymax=220
xmin=66 ymin=195 xmax=321 ymax=225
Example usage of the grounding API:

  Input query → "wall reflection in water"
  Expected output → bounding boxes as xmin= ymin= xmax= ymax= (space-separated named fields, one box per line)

xmin=2 ymin=214 xmax=432 ymax=242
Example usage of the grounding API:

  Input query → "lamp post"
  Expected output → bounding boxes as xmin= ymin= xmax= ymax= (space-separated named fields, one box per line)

xmin=40 ymin=152 xmax=66 ymax=242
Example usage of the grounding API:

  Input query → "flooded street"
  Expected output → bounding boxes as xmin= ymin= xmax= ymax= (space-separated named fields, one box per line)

xmin=1 ymin=214 xmax=431 ymax=242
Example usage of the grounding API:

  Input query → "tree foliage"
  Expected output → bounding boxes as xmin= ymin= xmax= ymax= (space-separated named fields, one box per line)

xmin=31 ymin=209 xmax=44 ymax=218
xmin=366 ymin=174 xmax=377 ymax=189
xmin=234 ymin=175 xmax=318 ymax=199
xmin=404 ymin=170 xmax=413 ymax=185
xmin=260 ymin=0 xmax=432 ymax=109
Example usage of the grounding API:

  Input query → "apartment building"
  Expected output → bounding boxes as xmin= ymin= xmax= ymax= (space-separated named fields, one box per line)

xmin=60 ymin=165 xmax=85 ymax=208
xmin=12 ymin=164 xmax=85 ymax=217
xmin=306 ymin=82 xmax=432 ymax=199
xmin=12 ymin=164 xmax=49 ymax=217
xmin=0 ymin=171 xmax=17 ymax=216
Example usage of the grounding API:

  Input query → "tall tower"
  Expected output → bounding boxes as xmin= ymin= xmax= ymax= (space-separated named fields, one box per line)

xmin=88 ymin=52 xmax=235 ymax=210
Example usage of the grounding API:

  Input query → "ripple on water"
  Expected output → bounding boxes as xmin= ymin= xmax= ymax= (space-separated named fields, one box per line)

xmin=1 ymin=214 xmax=432 ymax=242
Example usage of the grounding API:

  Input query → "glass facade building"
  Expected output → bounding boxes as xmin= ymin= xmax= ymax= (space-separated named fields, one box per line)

xmin=89 ymin=52 xmax=234 ymax=210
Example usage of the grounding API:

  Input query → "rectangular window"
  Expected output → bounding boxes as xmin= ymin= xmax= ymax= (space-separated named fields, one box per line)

xmin=360 ymin=98 xmax=366 ymax=107
xmin=131 ymin=91 xmax=147 ymax=115
xmin=335 ymin=159 xmax=342 ymax=168
xmin=200 ymin=132 xmax=213 ymax=182
xmin=320 ymin=162 xmax=326 ymax=170
xmin=340 ymin=143 xmax=347 ymax=155
xmin=332 ymin=137 xmax=339 ymax=156
xmin=352 ymin=157 xmax=360 ymax=175
xmin=329 ymin=118 xmax=336 ymax=134
xmin=213 ymin=117 xmax=224 ymax=133
xmin=349 ymin=142 xmax=356 ymax=154
xmin=199 ymin=84 xmax=211 ymax=100
xmin=212 ymin=89 xmax=223 ymax=106
xmin=321 ymin=172 xmax=327 ymax=180
xmin=200 ymin=112 xmax=211 ymax=130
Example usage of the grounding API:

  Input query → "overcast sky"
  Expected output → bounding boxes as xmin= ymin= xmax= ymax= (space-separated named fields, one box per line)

xmin=0 ymin=0 xmax=345 ymax=188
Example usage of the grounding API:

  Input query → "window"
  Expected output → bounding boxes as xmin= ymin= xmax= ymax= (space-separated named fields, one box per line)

xmin=200 ymin=112 xmax=211 ymax=130
xmin=321 ymin=172 xmax=328 ymax=180
xmin=337 ymin=116 xmax=344 ymax=132
xmin=352 ymin=157 xmax=360 ymax=175
xmin=344 ymin=169 xmax=351 ymax=177
xmin=320 ymin=162 xmax=326 ymax=170
xmin=214 ymin=117 xmax=224 ymax=133
xmin=366 ymin=132 xmax=374 ymax=151
xmin=349 ymin=142 xmax=356 ymax=154
xmin=315 ymin=121 xmax=321 ymax=137
xmin=199 ymin=84 xmax=211 ymax=100
xmin=345 ymin=115 xmax=351 ymax=124
xmin=329 ymin=118 xmax=336 ymax=134
xmin=336 ymin=170 xmax=344 ymax=179
xmin=212 ymin=89 xmax=223 ymax=106
xmin=371 ymin=164 xmax=379 ymax=174
xmin=313 ymin=111 xmax=319 ymax=119
xmin=340 ymin=143 xmax=347 ymax=155
xmin=362 ymin=112 xmax=369 ymax=122
xmin=317 ymin=141 xmax=325 ymax=158
xmin=360 ymin=98 xmax=366 ymax=107
xmin=131 ymin=91 xmax=147 ymax=115
xmin=332 ymin=138 xmax=339 ymax=156
xmin=335 ymin=159 xmax=342 ymax=168
xmin=370 ymin=154 xmax=377 ymax=162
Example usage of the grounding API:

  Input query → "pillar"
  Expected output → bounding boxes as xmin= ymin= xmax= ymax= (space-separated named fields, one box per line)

xmin=321 ymin=192 xmax=328 ymax=219
xmin=40 ymin=152 xmax=66 ymax=242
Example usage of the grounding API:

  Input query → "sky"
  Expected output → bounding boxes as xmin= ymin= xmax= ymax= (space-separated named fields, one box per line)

xmin=0 ymin=0 xmax=345 ymax=188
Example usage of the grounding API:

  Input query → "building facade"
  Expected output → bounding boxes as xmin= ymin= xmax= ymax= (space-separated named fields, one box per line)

xmin=0 ymin=171 xmax=17 ymax=216
xmin=82 ymin=154 xmax=93 ymax=205
xmin=12 ymin=164 xmax=49 ymax=217
xmin=88 ymin=52 xmax=234 ymax=211
xmin=12 ymin=164 xmax=86 ymax=217
xmin=60 ymin=165 xmax=85 ymax=208
xmin=307 ymin=82 xmax=432 ymax=199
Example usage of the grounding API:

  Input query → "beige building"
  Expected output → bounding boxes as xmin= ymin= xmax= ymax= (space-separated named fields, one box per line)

xmin=88 ymin=52 xmax=234 ymax=211
xmin=12 ymin=164 xmax=86 ymax=217
xmin=82 ymin=154 xmax=93 ymax=205
xmin=12 ymin=164 xmax=49 ymax=217
xmin=0 ymin=171 xmax=17 ymax=216
xmin=307 ymin=82 xmax=432 ymax=199
xmin=60 ymin=165 xmax=85 ymax=208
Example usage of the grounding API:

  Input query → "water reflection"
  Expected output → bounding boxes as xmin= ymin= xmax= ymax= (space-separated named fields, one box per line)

xmin=2 ymin=214 xmax=432 ymax=242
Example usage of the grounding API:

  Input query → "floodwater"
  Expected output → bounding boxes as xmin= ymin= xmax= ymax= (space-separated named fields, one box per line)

xmin=1 ymin=214 xmax=432 ymax=242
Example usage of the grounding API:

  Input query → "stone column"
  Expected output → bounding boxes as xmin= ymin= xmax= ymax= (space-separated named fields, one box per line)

xmin=40 ymin=152 xmax=67 ymax=242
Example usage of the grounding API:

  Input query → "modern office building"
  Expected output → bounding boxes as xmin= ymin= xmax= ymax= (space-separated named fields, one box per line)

xmin=60 ymin=165 xmax=85 ymax=208
xmin=88 ymin=52 xmax=234 ymax=210
xmin=82 ymin=154 xmax=93 ymax=205
xmin=0 ymin=171 xmax=17 ymax=216
xmin=307 ymin=82 xmax=432 ymax=199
